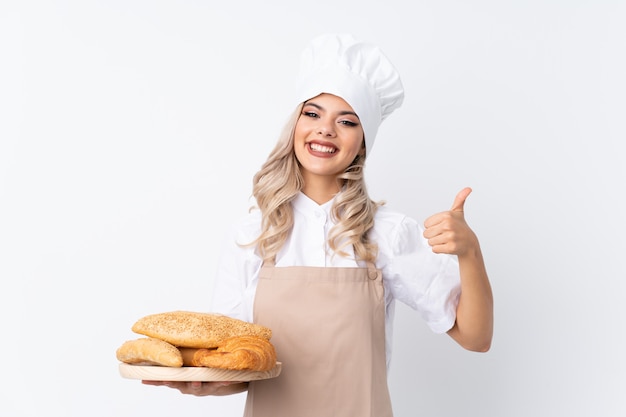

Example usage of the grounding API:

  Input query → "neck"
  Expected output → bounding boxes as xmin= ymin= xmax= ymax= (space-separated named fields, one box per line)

xmin=301 ymin=175 xmax=340 ymax=205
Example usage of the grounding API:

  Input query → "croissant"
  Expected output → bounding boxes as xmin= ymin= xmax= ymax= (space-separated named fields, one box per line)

xmin=179 ymin=335 xmax=277 ymax=371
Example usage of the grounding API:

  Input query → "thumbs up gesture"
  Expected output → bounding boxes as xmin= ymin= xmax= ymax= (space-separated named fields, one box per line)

xmin=423 ymin=187 xmax=478 ymax=257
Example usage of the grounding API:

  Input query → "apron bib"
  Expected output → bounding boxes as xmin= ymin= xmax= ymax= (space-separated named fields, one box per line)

xmin=243 ymin=261 xmax=393 ymax=417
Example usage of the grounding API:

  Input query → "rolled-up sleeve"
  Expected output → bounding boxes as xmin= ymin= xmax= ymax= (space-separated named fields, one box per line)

xmin=375 ymin=211 xmax=461 ymax=334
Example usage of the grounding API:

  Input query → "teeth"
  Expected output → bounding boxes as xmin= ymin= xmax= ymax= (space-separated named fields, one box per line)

xmin=310 ymin=143 xmax=336 ymax=153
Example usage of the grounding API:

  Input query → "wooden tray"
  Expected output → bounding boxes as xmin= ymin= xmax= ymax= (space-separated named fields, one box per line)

xmin=119 ymin=362 xmax=282 ymax=382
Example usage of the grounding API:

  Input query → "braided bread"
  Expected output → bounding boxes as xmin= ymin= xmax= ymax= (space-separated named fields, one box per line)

xmin=179 ymin=335 xmax=277 ymax=371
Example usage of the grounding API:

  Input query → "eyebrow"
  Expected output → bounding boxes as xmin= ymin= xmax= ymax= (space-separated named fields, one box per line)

xmin=304 ymin=101 xmax=360 ymax=119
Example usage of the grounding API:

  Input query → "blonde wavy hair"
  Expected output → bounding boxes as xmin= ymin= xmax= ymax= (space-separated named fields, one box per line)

xmin=246 ymin=103 xmax=383 ymax=264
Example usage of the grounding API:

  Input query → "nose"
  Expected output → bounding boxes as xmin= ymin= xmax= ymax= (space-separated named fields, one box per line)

xmin=317 ymin=120 xmax=336 ymax=137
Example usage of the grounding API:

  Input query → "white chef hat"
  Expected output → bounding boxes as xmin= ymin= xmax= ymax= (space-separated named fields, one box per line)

xmin=294 ymin=33 xmax=404 ymax=154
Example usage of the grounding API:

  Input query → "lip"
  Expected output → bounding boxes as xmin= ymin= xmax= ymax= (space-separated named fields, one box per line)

xmin=307 ymin=140 xmax=338 ymax=158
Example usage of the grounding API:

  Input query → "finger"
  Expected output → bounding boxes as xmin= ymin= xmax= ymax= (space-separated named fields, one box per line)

xmin=450 ymin=187 xmax=472 ymax=212
xmin=423 ymin=213 xmax=438 ymax=230
xmin=426 ymin=234 xmax=445 ymax=247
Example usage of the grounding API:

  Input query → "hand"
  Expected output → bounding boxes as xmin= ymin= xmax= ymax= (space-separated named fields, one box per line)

xmin=141 ymin=380 xmax=248 ymax=396
xmin=423 ymin=187 xmax=478 ymax=257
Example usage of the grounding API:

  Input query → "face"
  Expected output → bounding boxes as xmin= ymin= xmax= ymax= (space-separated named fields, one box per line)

xmin=294 ymin=93 xmax=365 ymax=188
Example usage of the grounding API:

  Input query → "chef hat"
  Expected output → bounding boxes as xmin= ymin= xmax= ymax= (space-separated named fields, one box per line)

xmin=294 ymin=33 xmax=404 ymax=154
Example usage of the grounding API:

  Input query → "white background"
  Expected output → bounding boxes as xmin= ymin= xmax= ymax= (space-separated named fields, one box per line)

xmin=1 ymin=1 xmax=625 ymax=416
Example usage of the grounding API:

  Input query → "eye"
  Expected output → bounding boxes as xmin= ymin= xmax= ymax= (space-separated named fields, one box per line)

xmin=302 ymin=111 xmax=319 ymax=118
xmin=339 ymin=120 xmax=358 ymax=127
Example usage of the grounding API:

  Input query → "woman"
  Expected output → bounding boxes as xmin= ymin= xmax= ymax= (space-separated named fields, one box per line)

xmin=145 ymin=33 xmax=493 ymax=417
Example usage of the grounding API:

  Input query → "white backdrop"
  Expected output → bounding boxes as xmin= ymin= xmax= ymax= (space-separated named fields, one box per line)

xmin=1 ymin=1 xmax=625 ymax=416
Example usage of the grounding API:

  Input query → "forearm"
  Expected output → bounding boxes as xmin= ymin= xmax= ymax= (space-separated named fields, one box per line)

xmin=447 ymin=245 xmax=493 ymax=352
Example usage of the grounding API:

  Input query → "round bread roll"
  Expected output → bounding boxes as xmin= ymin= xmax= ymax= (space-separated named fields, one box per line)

xmin=116 ymin=337 xmax=183 ymax=367
xmin=131 ymin=310 xmax=273 ymax=348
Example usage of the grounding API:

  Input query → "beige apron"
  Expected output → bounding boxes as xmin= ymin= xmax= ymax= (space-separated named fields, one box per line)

xmin=243 ymin=260 xmax=393 ymax=417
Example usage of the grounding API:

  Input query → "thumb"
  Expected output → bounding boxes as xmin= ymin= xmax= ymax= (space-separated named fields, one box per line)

xmin=450 ymin=187 xmax=472 ymax=212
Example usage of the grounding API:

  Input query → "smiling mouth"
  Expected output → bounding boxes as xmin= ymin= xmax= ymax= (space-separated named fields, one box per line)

xmin=309 ymin=143 xmax=337 ymax=154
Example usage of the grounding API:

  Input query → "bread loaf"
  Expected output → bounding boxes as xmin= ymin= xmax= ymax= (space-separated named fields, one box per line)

xmin=116 ymin=337 xmax=183 ymax=367
xmin=179 ymin=335 xmax=277 ymax=371
xmin=131 ymin=311 xmax=272 ymax=349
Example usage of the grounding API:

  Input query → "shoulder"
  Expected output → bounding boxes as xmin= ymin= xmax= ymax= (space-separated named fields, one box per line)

xmin=373 ymin=205 xmax=421 ymax=235
xmin=374 ymin=204 xmax=409 ymax=223
xmin=372 ymin=205 xmax=426 ymax=255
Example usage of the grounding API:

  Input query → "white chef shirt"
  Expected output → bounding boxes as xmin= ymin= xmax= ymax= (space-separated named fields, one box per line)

xmin=211 ymin=192 xmax=461 ymax=368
